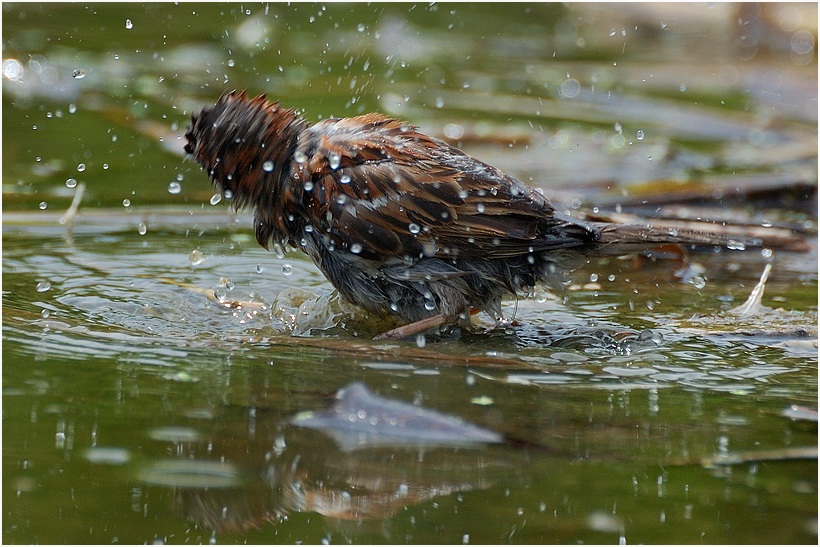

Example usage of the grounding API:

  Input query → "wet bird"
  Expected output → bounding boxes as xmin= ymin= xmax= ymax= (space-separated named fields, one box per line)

xmin=185 ymin=91 xmax=755 ymax=340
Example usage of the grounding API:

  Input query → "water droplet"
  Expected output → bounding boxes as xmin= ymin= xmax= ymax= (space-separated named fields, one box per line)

xmin=339 ymin=174 xmax=351 ymax=184
xmin=350 ymin=243 xmax=363 ymax=254
xmin=262 ymin=160 xmax=274 ymax=172
xmin=125 ymin=19 xmax=133 ymax=30
xmin=357 ymin=23 xmax=366 ymax=32
xmin=76 ymin=163 xmax=86 ymax=172
xmin=303 ymin=180 xmax=314 ymax=191
xmin=415 ymin=334 xmax=426 ymax=348
xmin=327 ymin=152 xmax=341 ymax=170
xmin=272 ymin=243 xmax=285 ymax=259
xmin=122 ymin=199 xmax=131 ymax=207
xmin=282 ymin=264 xmax=293 ymax=276
xmin=68 ymin=103 xmax=77 ymax=114
xmin=761 ymin=248 xmax=773 ymax=259
xmin=65 ymin=178 xmax=78 ymax=188
xmin=589 ymin=273 xmax=599 ymax=282
xmin=38 ymin=201 xmax=47 ymax=210
xmin=167 ymin=182 xmax=181 ymax=194
xmin=610 ymin=134 xmax=625 ymax=149
xmin=255 ymin=264 xmax=264 ymax=274
xmin=36 ymin=281 xmax=51 ymax=293
xmin=138 ymin=222 xmax=147 ymax=235
xmin=408 ymin=223 xmax=421 ymax=234
xmin=476 ymin=203 xmax=485 ymax=213
xmin=188 ymin=249 xmax=205 ymax=266
xmin=791 ymin=30 xmax=814 ymax=55
xmin=424 ymin=300 xmax=436 ymax=311
xmin=443 ymin=123 xmax=464 ymax=140
xmin=613 ymin=122 xmax=623 ymax=134
xmin=636 ymin=129 xmax=645 ymax=140
xmin=72 ymin=68 xmax=85 ymax=79
xmin=293 ymin=150 xmax=307 ymax=163
xmin=690 ymin=276 xmax=706 ymax=289
xmin=2 ymin=58 xmax=24 ymax=81
xmin=560 ymin=78 xmax=581 ymax=98
xmin=435 ymin=97 xmax=444 ymax=108
xmin=209 ymin=193 xmax=222 ymax=205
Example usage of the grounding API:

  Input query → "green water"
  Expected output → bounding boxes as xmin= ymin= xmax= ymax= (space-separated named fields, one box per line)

xmin=3 ymin=3 xmax=817 ymax=544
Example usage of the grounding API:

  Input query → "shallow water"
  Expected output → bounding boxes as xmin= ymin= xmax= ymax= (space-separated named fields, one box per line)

xmin=3 ymin=3 xmax=818 ymax=544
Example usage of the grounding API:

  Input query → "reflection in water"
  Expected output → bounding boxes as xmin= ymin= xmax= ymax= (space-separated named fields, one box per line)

xmin=275 ymin=435 xmax=517 ymax=524
xmin=291 ymin=382 xmax=503 ymax=451
xmin=147 ymin=383 xmax=524 ymax=533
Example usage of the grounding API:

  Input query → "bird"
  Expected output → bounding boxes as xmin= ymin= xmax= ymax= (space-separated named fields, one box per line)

xmin=184 ymin=90 xmax=757 ymax=340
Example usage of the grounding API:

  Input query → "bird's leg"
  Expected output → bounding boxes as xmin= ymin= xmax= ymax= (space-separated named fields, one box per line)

xmin=373 ymin=314 xmax=448 ymax=341
xmin=373 ymin=306 xmax=481 ymax=341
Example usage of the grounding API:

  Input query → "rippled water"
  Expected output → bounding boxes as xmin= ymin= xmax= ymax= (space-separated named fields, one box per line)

xmin=3 ymin=3 xmax=818 ymax=544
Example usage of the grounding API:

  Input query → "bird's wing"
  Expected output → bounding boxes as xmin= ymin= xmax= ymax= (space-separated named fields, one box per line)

xmin=293 ymin=113 xmax=594 ymax=261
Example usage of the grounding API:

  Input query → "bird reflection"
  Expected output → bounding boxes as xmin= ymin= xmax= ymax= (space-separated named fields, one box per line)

xmin=142 ymin=383 xmax=527 ymax=533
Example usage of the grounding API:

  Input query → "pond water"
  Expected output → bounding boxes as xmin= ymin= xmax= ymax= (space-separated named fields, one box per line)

xmin=3 ymin=3 xmax=817 ymax=544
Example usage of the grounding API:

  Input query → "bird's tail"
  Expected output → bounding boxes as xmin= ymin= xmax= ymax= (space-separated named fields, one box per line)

xmin=589 ymin=221 xmax=760 ymax=255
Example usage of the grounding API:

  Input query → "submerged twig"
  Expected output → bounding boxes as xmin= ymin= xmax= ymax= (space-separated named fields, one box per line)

xmin=699 ymin=446 xmax=817 ymax=468
xmin=663 ymin=445 xmax=818 ymax=468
